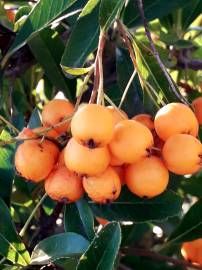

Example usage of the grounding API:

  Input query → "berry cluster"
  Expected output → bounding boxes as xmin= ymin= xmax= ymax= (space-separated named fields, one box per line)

xmin=14 ymin=99 xmax=202 ymax=203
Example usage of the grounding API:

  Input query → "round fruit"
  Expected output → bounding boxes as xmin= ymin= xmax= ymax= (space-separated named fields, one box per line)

xmin=15 ymin=139 xmax=59 ymax=182
xmin=33 ymin=127 xmax=59 ymax=138
xmin=154 ymin=103 xmax=199 ymax=141
xmin=125 ymin=156 xmax=169 ymax=198
xmin=181 ymin=239 xmax=202 ymax=263
xmin=64 ymin=138 xmax=110 ymax=176
xmin=107 ymin=106 xmax=128 ymax=125
xmin=192 ymin=97 xmax=202 ymax=125
xmin=109 ymin=151 xmax=124 ymax=166
xmin=71 ymin=104 xmax=114 ymax=147
xmin=96 ymin=217 xmax=109 ymax=226
xmin=132 ymin=114 xmax=154 ymax=130
xmin=6 ymin=9 xmax=16 ymax=23
xmin=41 ymin=99 xmax=74 ymax=134
xmin=83 ymin=167 xmax=121 ymax=203
xmin=109 ymin=120 xmax=154 ymax=164
xmin=162 ymin=134 xmax=202 ymax=175
xmin=45 ymin=166 xmax=84 ymax=202
xmin=113 ymin=166 xmax=125 ymax=185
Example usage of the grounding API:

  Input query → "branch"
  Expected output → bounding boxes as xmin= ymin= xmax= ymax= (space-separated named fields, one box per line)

xmin=122 ymin=247 xmax=202 ymax=270
xmin=89 ymin=32 xmax=106 ymax=104
xmin=177 ymin=58 xmax=202 ymax=71
xmin=135 ymin=0 xmax=189 ymax=105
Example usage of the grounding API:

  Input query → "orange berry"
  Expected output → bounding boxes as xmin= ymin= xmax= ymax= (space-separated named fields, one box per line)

xmin=125 ymin=156 xmax=169 ymax=198
xmin=113 ymin=166 xmax=125 ymax=185
xmin=15 ymin=139 xmax=59 ymax=182
xmin=96 ymin=217 xmax=109 ymax=226
xmin=109 ymin=120 xmax=154 ymax=164
xmin=181 ymin=239 xmax=202 ymax=263
xmin=107 ymin=106 xmax=128 ymax=125
xmin=192 ymin=97 xmax=202 ymax=125
xmin=6 ymin=9 xmax=16 ymax=23
xmin=41 ymin=99 xmax=74 ymax=134
xmin=109 ymin=151 xmax=124 ymax=166
xmin=64 ymin=138 xmax=110 ymax=176
xmin=132 ymin=114 xmax=154 ymax=130
xmin=71 ymin=104 xmax=114 ymax=147
xmin=162 ymin=134 xmax=202 ymax=175
xmin=83 ymin=167 xmax=121 ymax=203
xmin=17 ymin=128 xmax=35 ymax=139
xmin=45 ymin=166 xmax=84 ymax=202
xmin=154 ymin=103 xmax=199 ymax=141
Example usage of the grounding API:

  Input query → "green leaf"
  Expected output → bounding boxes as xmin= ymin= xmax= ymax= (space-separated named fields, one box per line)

xmin=0 ymin=198 xmax=30 ymax=266
xmin=91 ymin=189 xmax=182 ymax=222
xmin=77 ymin=222 xmax=121 ymax=270
xmin=61 ymin=0 xmax=100 ymax=71
xmin=99 ymin=0 xmax=125 ymax=31
xmin=123 ymin=0 xmax=194 ymax=28
xmin=27 ymin=108 xmax=41 ymax=129
xmin=168 ymin=199 xmax=202 ymax=243
xmin=0 ymin=130 xmax=15 ymax=204
xmin=30 ymin=233 xmax=89 ymax=265
xmin=115 ymin=48 xmax=144 ymax=117
xmin=28 ymin=29 xmax=73 ymax=100
xmin=61 ymin=65 xmax=93 ymax=76
xmin=133 ymin=38 xmax=180 ymax=112
xmin=180 ymin=172 xmax=202 ymax=198
xmin=65 ymin=198 xmax=95 ymax=241
xmin=2 ymin=0 xmax=77 ymax=66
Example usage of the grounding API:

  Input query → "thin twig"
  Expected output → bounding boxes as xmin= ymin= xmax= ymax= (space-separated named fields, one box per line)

xmin=19 ymin=193 xmax=47 ymax=237
xmin=135 ymin=0 xmax=189 ymax=105
xmin=122 ymin=247 xmax=202 ymax=270
xmin=118 ymin=69 xmax=137 ymax=109
xmin=0 ymin=115 xmax=20 ymax=134
xmin=104 ymin=94 xmax=126 ymax=119
xmin=90 ymin=32 xmax=106 ymax=104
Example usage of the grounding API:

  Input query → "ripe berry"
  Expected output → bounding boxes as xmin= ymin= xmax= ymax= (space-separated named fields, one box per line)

xmin=154 ymin=103 xmax=199 ymax=141
xmin=64 ymin=138 xmax=110 ymax=176
xmin=41 ymin=99 xmax=74 ymax=134
xmin=107 ymin=106 xmax=128 ymax=125
xmin=192 ymin=97 xmax=202 ymax=125
xmin=125 ymin=156 xmax=169 ymax=198
xmin=162 ymin=134 xmax=202 ymax=175
xmin=109 ymin=120 xmax=154 ymax=164
xmin=83 ymin=167 xmax=121 ymax=203
xmin=45 ymin=166 xmax=84 ymax=202
xmin=15 ymin=139 xmax=59 ymax=182
xmin=71 ymin=104 xmax=114 ymax=147
xmin=132 ymin=114 xmax=154 ymax=131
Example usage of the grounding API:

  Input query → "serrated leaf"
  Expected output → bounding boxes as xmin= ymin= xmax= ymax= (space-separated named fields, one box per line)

xmin=28 ymin=29 xmax=73 ymax=100
xmin=31 ymin=233 xmax=89 ymax=265
xmin=99 ymin=0 xmax=125 ymax=31
xmin=77 ymin=222 xmax=121 ymax=270
xmin=65 ymin=198 xmax=95 ymax=241
xmin=62 ymin=65 xmax=93 ymax=76
xmin=0 ymin=198 xmax=30 ymax=266
xmin=91 ymin=188 xmax=182 ymax=222
xmin=168 ymin=200 xmax=202 ymax=243
xmin=2 ymin=0 xmax=77 ymax=66
xmin=61 ymin=0 xmax=100 ymax=71
xmin=0 ymin=130 xmax=15 ymax=204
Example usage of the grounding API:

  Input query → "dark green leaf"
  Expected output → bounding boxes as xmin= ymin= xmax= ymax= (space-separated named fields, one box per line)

xmin=0 ymin=198 xmax=30 ymax=266
xmin=99 ymin=0 xmax=124 ymax=31
xmin=28 ymin=29 xmax=73 ymax=100
xmin=27 ymin=108 xmax=41 ymax=129
xmin=61 ymin=0 xmax=100 ymax=71
xmin=168 ymin=199 xmax=202 ymax=243
xmin=0 ymin=130 xmax=15 ymax=204
xmin=31 ymin=233 xmax=89 ymax=265
xmin=91 ymin=188 xmax=182 ymax=222
xmin=123 ymin=0 xmax=194 ymax=28
xmin=2 ymin=0 xmax=77 ymax=66
xmin=65 ymin=198 xmax=95 ymax=241
xmin=77 ymin=222 xmax=121 ymax=270
xmin=180 ymin=172 xmax=202 ymax=198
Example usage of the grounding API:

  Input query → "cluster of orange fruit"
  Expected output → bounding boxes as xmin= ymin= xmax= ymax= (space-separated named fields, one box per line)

xmin=181 ymin=238 xmax=202 ymax=265
xmin=14 ymin=97 xmax=202 ymax=203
